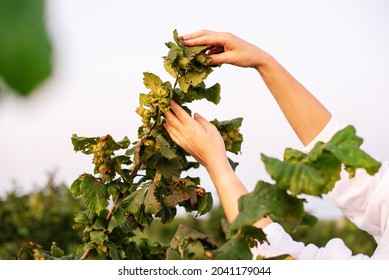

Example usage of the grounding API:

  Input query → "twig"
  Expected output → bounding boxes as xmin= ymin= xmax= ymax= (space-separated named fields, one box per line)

xmin=105 ymin=164 xmax=141 ymax=222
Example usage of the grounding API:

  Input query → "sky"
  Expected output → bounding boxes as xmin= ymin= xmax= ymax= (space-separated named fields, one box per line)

xmin=1 ymin=0 xmax=388 ymax=220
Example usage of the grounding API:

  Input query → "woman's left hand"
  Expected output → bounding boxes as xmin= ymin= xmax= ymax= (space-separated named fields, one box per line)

xmin=163 ymin=100 xmax=228 ymax=170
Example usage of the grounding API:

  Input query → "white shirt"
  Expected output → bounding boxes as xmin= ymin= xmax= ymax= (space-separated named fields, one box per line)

xmin=251 ymin=117 xmax=389 ymax=259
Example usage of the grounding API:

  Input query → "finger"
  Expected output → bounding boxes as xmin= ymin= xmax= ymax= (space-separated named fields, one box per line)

xmin=164 ymin=109 xmax=183 ymax=130
xmin=169 ymin=100 xmax=192 ymax=124
xmin=208 ymin=51 xmax=234 ymax=65
xmin=183 ymin=30 xmax=225 ymax=47
xmin=163 ymin=122 xmax=181 ymax=144
xmin=193 ymin=113 xmax=211 ymax=129
xmin=182 ymin=29 xmax=210 ymax=41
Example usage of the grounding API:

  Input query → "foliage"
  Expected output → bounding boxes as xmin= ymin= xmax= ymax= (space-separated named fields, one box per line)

xmin=64 ymin=29 xmax=243 ymax=260
xmin=221 ymin=125 xmax=381 ymax=259
xmin=0 ymin=0 xmax=52 ymax=96
xmin=0 ymin=174 xmax=83 ymax=259
xmin=14 ymin=29 xmax=382 ymax=260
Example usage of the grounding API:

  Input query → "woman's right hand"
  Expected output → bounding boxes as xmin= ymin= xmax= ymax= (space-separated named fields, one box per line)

xmin=183 ymin=29 xmax=270 ymax=70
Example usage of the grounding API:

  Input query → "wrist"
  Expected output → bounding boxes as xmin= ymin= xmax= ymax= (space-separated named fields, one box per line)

xmin=253 ymin=51 xmax=274 ymax=73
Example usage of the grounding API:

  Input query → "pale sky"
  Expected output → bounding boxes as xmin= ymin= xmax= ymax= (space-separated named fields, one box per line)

xmin=1 ymin=0 xmax=388 ymax=219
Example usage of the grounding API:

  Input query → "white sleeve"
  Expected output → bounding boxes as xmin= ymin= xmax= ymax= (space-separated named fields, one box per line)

xmin=329 ymin=162 xmax=389 ymax=258
xmin=251 ymin=223 xmax=369 ymax=260
xmin=251 ymin=116 xmax=389 ymax=259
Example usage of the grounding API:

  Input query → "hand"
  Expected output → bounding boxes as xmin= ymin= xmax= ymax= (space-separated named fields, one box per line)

xmin=183 ymin=29 xmax=270 ymax=70
xmin=163 ymin=100 xmax=228 ymax=170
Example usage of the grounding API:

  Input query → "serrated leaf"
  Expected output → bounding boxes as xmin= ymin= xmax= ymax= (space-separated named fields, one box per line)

xmin=125 ymin=242 xmax=143 ymax=260
xmin=90 ymin=230 xmax=106 ymax=245
xmin=178 ymin=70 xmax=209 ymax=93
xmin=71 ymin=135 xmax=98 ymax=154
xmin=325 ymin=142 xmax=380 ymax=176
xmin=169 ymin=224 xmax=217 ymax=250
xmin=215 ymin=236 xmax=252 ymax=260
xmin=163 ymin=188 xmax=195 ymax=208
xmin=165 ymin=43 xmax=183 ymax=65
xmin=324 ymin=125 xmax=380 ymax=176
xmin=145 ymin=183 xmax=162 ymax=215
xmin=310 ymin=152 xmax=342 ymax=193
xmin=155 ymin=158 xmax=182 ymax=178
xmin=156 ymin=135 xmax=176 ymax=159
xmin=70 ymin=178 xmax=82 ymax=196
xmin=50 ymin=242 xmax=64 ymax=258
xmin=157 ymin=205 xmax=177 ymax=224
xmin=284 ymin=148 xmax=307 ymax=163
xmin=80 ymin=175 xmax=109 ymax=215
xmin=184 ymin=45 xmax=208 ymax=58
xmin=108 ymin=206 xmax=126 ymax=232
xmin=231 ymin=181 xmax=306 ymax=233
xmin=126 ymin=185 xmax=147 ymax=214
xmin=117 ymin=136 xmax=131 ymax=148
xmin=196 ymin=192 xmax=213 ymax=216
xmin=163 ymin=59 xmax=178 ymax=78
xmin=108 ymin=243 xmax=121 ymax=260
xmin=214 ymin=117 xmax=243 ymax=131
xmin=143 ymin=72 xmax=162 ymax=91
xmin=204 ymin=83 xmax=221 ymax=104
xmin=261 ymin=154 xmax=326 ymax=196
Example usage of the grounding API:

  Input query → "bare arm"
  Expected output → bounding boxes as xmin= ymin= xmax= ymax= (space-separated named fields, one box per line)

xmin=164 ymin=101 xmax=272 ymax=228
xmin=183 ymin=30 xmax=331 ymax=145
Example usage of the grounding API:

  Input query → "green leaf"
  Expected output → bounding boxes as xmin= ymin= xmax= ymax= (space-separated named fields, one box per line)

xmin=80 ymin=175 xmax=109 ymax=215
xmin=108 ymin=243 xmax=121 ymax=260
xmin=50 ymin=242 xmax=64 ymax=258
xmin=320 ymin=125 xmax=380 ymax=176
xmin=325 ymin=142 xmax=381 ymax=176
xmin=145 ymin=183 xmax=162 ymax=215
xmin=204 ymin=83 xmax=221 ymax=104
xmin=90 ymin=230 xmax=106 ymax=245
xmin=143 ymin=72 xmax=163 ymax=91
xmin=178 ymin=70 xmax=209 ymax=93
xmin=165 ymin=43 xmax=183 ymax=65
xmin=163 ymin=188 xmax=196 ymax=208
xmin=231 ymin=181 xmax=306 ymax=233
xmin=125 ymin=185 xmax=147 ymax=214
xmin=261 ymin=154 xmax=326 ymax=196
xmin=215 ymin=236 xmax=252 ymax=260
xmin=284 ymin=148 xmax=307 ymax=163
xmin=156 ymin=135 xmax=176 ymax=159
xmin=169 ymin=224 xmax=217 ymax=250
xmin=71 ymin=135 xmax=98 ymax=154
xmin=70 ymin=178 xmax=82 ymax=196
xmin=125 ymin=242 xmax=143 ymax=260
xmin=108 ymin=206 xmax=126 ymax=232
xmin=0 ymin=0 xmax=52 ymax=95
xmin=196 ymin=192 xmax=213 ymax=216
xmin=184 ymin=45 xmax=208 ymax=58
xmin=157 ymin=205 xmax=177 ymax=224
xmin=154 ymin=158 xmax=182 ymax=178
xmin=74 ymin=210 xmax=96 ymax=226
xmin=310 ymin=152 xmax=342 ymax=194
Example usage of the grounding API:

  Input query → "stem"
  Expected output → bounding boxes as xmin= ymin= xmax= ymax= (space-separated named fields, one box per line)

xmin=105 ymin=163 xmax=141 ymax=222
xmin=80 ymin=249 xmax=90 ymax=260
xmin=106 ymin=193 xmax=122 ymax=222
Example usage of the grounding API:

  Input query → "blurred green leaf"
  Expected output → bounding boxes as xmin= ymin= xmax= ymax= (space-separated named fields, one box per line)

xmin=262 ymin=154 xmax=326 ymax=196
xmin=0 ymin=0 xmax=52 ymax=95
xmin=215 ymin=236 xmax=252 ymax=260
xmin=231 ymin=181 xmax=306 ymax=233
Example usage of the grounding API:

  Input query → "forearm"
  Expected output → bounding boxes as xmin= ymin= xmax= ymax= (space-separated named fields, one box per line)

xmin=255 ymin=54 xmax=331 ymax=146
xmin=206 ymin=157 xmax=272 ymax=228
